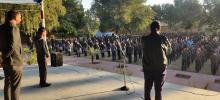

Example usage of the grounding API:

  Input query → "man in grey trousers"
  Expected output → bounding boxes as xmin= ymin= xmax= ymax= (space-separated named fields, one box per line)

xmin=1 ymin=10 xmax=23 ymax=100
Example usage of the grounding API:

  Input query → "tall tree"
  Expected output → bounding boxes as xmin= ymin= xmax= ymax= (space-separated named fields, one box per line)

xmin=56 ymin=0 xmax=86 ymax=37
xmin=44 ymin=0 xmax=66 ymax=32
xmin=152 ymin=0 xmax=203 ymax=31
xmin=83 ymin=10 xmax=100 ymax=37
xmin=152 ymin=4 xmax=177 ymax=30
xmin=91 ymin=0 xmax=154 ymax=34
xmin=0 ymin=0 xmax=66 ymax=35
xmin=174 ymin=0 xmax=203 ymax=30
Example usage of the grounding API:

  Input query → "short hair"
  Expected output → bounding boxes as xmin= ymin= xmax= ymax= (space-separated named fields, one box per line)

xmin=6 ymin=10 xmax=20 ymax=22
xmin=150 ymin=21 xmax=160 ymax=33
xmin=37 ymin=27 xmax=46 ymax=36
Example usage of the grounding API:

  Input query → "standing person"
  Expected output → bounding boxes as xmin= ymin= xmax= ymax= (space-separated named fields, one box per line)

xmin=66 ymin=40 xmax=72 ymax=56
xmin=34 ymin=27 xmax=51 ymax=87
xmin=106 ymin=40 xmax=111 ymax=57
xmin=1 ymin=10 xmax=23 ymax=100
xmin=100 ymin=41 xmax=106 ymax=58
xmin=195 ymin=48 xmax=203 ymax=73
xmin=133 ymin=41 xmax=138 ymax=63
xmin=126 ymin=42 xmax=133 ymax=64
xmin=94 ymin=41 xmax=100 ymax=60
xmin=76 ymin=42 xmax=82 ymax=57
xmin=82 ymin=39 xmax=88 ymax=56
xmin=210 ymin=52 xmax=219 ymax=75
xmin=116 ymin=40 xmax=122 ymax=60
xmin=142 ymin=21 xmax=171 ymax=100
xmin=111 ymin=41 xmax=117 ymax=61
xmin=181 ymin=48 xmax=189 ymax=71
xmin=138 ymin=41 xmax=143 ymax=62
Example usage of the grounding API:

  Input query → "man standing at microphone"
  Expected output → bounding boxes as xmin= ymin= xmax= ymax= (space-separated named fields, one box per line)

xmin=142 ymin=21 xmax=172 ymax=100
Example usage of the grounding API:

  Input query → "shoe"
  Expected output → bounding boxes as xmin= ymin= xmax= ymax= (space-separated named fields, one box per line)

xmin=0 ymin=76 xmax=4 ymax=80
xmin=39 ymin=83 xmax=51 ymax=87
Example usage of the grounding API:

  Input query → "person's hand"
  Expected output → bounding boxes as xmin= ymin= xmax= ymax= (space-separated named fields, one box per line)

xmin=45 ymin=57 xmax=49 ymax=65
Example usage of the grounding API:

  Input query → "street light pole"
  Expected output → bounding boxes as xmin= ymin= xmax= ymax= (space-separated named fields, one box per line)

xmin=40 ymin=0 xmax=45 ymax=28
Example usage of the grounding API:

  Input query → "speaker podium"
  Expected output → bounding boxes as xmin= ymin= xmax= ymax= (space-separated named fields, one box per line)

xmin=51 ymin=52 xmax=63 ymax=67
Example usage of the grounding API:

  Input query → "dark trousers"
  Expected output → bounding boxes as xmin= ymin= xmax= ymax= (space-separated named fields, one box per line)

xmin=211 ymin=64 xmax=218 ymax=75
xmin=96 ymin=54 xmax=100 ymax=60
xmin=134 ymin=53 xmax=138 ymax=63
xmin=127 ymin=54 xmax=132 ymax=63
xmin=77 ymin=53 xmax=81 ymax=57
xmin=117 ymin=50 xmax=121 ymax=60
xmin=144 ymin=71 xmax=165 ymax=100
xmin=139 ymin=52 xmax=142 ymax=60
xmin=181 ymin=60 xmax=189 ymax=71
xmin=101 ymin=52 xmax=105 ymax=58
xmin=112 ymin=51 xmax=116 ymax=61
xmin=37 ymin=57 xmax=48 ymax=85
xmin=107 ymin=50 xmax=111 ymax=57
xmin=84 ymin=51 xmax=87 ymax=56
xmin=68 ymin=51 xmax=71 ymax=56
xmin=195 ymin=61 xmax=202 ymax=73
xmin=3 ymin=65 xmax=23 ymax=100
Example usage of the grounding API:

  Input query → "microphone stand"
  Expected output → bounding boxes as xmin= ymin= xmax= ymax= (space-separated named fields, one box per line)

xmin=116 ymin=40 xmax=129 ymax=91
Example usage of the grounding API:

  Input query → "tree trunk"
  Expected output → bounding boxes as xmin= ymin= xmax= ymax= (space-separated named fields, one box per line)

xmin=92 ymin=55 xmax=94 ymax=64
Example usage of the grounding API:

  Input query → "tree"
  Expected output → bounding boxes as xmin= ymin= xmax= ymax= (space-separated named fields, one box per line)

xmin=83 ymin=10 xmax=100 ymax=37
xmin=152 ymin=4 xmax=177 ymax=30
xmin=152 ymin=0 xmax=203 ymax=31
xmin=175 ymin=0 xmax=203 ymax=30
xmin=44 ymin=0 xmax=66 ymax=32
xmin=0 ymin=0 xmax=66 ymax=35
xmin=55 ymin=0 xmax=87 ymax=37
xmin=91 ymin=0 xmax=154 ymax=35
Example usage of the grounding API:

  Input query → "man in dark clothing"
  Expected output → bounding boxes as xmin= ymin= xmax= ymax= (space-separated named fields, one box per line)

xmin=100 ymin=41 xmax=106 ymax=58
xmin=210 ymin=52 xmax=219 ymax=75
xmin=142 ymin=21 xmax=171 ymax=100
xmin=195 ymin=48 xmax=203 ymax=73
xmin=1 ymin=10 xmax=23 ymax=100
xmin=34 ymin=27 xmax=51 ymax=88
xmin=133 ymin=41 xmax=138 ymax=63
xmin=94 ymin=41 xmax=100 ymax=60
xmin=106 ymin=40 xmax=111 ymax=57
xmin=111 ymin=42 xmax=117 ymax=61
xmin=138 ymin=42 xmax=143 ymax=62
xmin=126 ymin=42 xmax=133 ymax=64
xmin=82 ymin=40 xmax=88 ymax=56
xmin=116 ymin=41 xmax=122 ymax=60
xmin=76 ymin=42 xmax=82 ymax=57
xmin=181 ymin=48 xmax=190 ymax=71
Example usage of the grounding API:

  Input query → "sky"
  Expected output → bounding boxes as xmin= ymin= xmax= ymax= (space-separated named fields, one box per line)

xmin=82 ymin=0 xmax=204 ymax=10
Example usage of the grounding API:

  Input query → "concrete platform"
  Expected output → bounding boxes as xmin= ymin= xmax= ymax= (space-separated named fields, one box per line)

xmin=0 ymin=65 xmax=220 ymax=100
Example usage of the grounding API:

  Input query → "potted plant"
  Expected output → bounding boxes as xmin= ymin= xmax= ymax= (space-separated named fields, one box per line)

xmin=88 ymin=47 xmax=98 ymax=64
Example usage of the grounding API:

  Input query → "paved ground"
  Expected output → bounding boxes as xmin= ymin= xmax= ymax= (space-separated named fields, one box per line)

xmin=62 ymin=56 xmax=220 ymax=92
xmin=1 ymin=65 xmax=220 ymax=100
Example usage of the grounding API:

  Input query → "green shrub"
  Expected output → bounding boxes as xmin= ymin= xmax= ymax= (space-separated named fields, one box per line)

xmin=23 ymin=48 xmax=37 ymax=65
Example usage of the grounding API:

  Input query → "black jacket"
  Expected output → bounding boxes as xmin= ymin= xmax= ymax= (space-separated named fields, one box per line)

xmin=142 ymin=33 xmax=171 ymax=72
xmin=1 ymin=22 xmax=23 ymax=66
xmin=35 ymin=38 xmax=50 ymax=59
